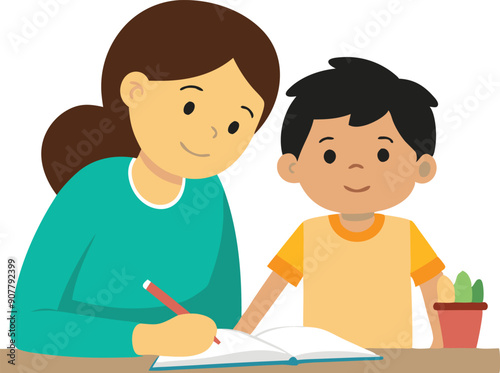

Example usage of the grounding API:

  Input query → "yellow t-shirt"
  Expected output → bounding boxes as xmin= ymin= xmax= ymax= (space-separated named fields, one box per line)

xmin=268 ymin=214 xmax=444 ymax=348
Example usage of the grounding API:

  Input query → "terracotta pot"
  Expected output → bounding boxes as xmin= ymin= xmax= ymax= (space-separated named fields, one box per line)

xmin=433 ymin=302 xmax=488 ymax=348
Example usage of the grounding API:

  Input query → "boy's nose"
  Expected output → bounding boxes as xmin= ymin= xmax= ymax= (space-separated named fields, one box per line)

xmin=211 ymin=126 xmax=218 ymax=139
xmin=349 ymin=163 xmax=364 ymax=169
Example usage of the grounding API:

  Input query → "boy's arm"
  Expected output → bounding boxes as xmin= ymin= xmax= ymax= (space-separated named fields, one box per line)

xmin=234 ymin=271 xmax=288 ymax=334
xmin=236 ymin=223 xmax=303 ymax=334
xmin=420 ymin=272 xmax=443 ymax=348
xmin=410 ymin=221 xmax=445 ymax=348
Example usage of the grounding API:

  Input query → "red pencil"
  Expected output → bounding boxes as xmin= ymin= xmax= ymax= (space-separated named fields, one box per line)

xmin=143 ymin=279 xmax=221 ymax=345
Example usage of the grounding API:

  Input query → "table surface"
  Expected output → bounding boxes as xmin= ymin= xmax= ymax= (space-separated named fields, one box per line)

xmin=2 ymin=348 xmax=499 ymax=373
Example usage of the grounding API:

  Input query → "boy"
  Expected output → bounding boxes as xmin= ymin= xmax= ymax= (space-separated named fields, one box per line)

xmin=235 ymin=57 xmax=445 ymax=348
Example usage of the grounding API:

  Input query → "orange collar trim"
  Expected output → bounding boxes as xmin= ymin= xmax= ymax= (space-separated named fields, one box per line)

xmin=328 ymin=214 xmax=385 ymax=242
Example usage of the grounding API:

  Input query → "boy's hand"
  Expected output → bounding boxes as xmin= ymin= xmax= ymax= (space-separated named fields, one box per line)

xmin=430 ymin=339 xmax=443 ymax=348
xmin=421 ymin=272 xmax=444 ymax=349
xmin=132 ymin=314 xmax=217 ymax=356
xmin=234 ymin=271 xmax=288 ymax=335
xmin=234 ymin=319 xmax=254 ymax=334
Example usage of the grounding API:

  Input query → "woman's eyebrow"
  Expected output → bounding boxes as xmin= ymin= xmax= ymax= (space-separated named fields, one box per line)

xmin=180 ymin=85 xmax=203 ymax=91
xmin=319 ymin=136 xmax=334 ymax=143
xmin=378 ymin=136 xmax=393 ymax=143
xmin=241 ymin=105 xmax=254 ymax=118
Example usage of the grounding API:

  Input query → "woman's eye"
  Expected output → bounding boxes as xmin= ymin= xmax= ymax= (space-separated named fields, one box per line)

xmin=228 ymin=121 xmax=239 ymax=134
xmin=183 ymin=101 xmax=195 ymax=115
xmin=324 ymin=149 xmax=336 ymax=164
xmin=377 ymin=148 xmax=389 ymax=162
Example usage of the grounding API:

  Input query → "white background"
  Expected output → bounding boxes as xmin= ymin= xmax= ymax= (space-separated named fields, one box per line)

xmin=1 ymin=0 xmax=499 ymax=349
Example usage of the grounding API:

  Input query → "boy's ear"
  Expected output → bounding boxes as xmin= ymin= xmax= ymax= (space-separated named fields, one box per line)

xmin=415 ymin=154 xmax=437 ymax=184
xmin=120 ymin=71 xmax=150 ymax=108
xmin=277 ymin=153 xmax=301 ymax=183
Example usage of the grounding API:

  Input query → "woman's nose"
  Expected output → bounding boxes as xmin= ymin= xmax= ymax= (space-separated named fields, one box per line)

xmin=211 ymin=126 xmax=218 ymax=139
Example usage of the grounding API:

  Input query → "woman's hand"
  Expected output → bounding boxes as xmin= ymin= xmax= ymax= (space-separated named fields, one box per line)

xmin=132 ymin=314 xmax=217 ymax=356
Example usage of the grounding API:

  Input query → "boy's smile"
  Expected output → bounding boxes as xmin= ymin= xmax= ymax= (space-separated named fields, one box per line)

xmin=344 ymin=185 xmax=370 ymax=193
xmin=278 ymin=111 xmax=436 ymax=214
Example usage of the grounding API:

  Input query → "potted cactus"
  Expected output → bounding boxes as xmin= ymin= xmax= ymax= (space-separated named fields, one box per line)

xmin=434 ymin=271 xmax=487 ymax=348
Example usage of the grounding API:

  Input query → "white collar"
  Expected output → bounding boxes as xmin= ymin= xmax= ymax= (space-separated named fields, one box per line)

xmin=128 ymin=158 xmax=185 ymax=209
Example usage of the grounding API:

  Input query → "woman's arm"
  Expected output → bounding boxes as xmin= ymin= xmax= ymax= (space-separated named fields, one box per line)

xmin=16 ymin=164 xmax=218 ymax=357
xmin=15 ymin=169 xmax=144 ymax=356
xmin=183 ymin=193 xmax=243 ymax=328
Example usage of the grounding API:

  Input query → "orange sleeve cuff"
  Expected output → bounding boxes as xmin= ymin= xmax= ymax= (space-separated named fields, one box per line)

xmin=411 ymin=257 xmax=445 ymax=286
xmin=268 ymin=255 xmax=303 ymax=287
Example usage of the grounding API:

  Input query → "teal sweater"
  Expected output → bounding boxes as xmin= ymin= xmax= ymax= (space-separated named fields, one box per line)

xmin=15 ymin=157 xmax=241 ymax=357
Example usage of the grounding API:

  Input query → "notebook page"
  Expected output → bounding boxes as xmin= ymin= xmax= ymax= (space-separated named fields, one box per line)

xmin=153 ymin=329 xmax=291 ymax=369
xmin=255 ymin=326 xmax=379 ymax=361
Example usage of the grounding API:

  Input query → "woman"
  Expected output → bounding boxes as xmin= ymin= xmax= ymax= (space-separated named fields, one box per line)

xmin=15 ymin=1 xmax=279 ymax=358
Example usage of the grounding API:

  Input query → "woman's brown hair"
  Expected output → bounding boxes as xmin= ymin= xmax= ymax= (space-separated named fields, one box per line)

xmin=42 ymin=0 xmax=280 ymax=193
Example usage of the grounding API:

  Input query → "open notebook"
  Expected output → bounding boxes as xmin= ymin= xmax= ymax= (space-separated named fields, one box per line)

xmin=150 ymin=326 xmax=382 ymax=370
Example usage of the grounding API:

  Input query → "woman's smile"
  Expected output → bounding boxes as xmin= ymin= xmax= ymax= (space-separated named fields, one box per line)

xmin=180 ymin=142 xmax=210 ymax=158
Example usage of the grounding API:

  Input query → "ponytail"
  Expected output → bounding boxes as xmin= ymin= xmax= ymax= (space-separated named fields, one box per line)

xmin=42 ymin=105 xmax=139 ymax=193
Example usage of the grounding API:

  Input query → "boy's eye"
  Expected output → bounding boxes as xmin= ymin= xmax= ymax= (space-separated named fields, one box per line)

xmin=183 ymin=101 xmax=195 ymax=115
xmin=324 ymin=149 xmax=336 ymax=164
xmin=228 ymin=121 xmax=239 ymax=134
xmin=377 ymin=148 xmax=390 ymax=162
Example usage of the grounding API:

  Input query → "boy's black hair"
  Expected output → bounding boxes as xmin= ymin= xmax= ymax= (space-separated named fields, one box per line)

xmin=281 ymin=57 xmax=438 ymax=159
